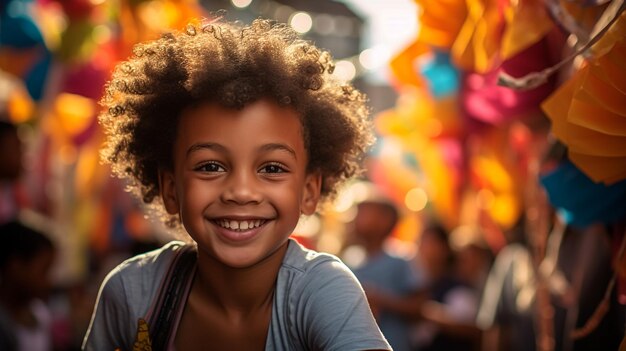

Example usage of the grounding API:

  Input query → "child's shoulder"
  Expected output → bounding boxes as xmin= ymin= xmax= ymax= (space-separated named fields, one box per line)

xmin=117 ymin=240 xmax=189 ymax=272
xmin=101 ymin=241 xmax=191 ymax=295
xmin=283 ymin=238 xmax=352 ymax=276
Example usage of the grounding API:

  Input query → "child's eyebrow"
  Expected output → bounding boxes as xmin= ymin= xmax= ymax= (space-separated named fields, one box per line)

xmin=186 ymin=142 xmax=227 ymax=157
xmin=259 ymin=143 xmax=297 ymax=160
xmin=186 ymin=142 xmax=296 ymax=160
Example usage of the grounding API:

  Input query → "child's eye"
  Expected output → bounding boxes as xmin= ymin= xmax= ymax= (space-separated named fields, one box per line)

xmin=194 ymin=162 xmax=225 ymax=173
xmin=259 ymin=163 xmax=287 ymax=174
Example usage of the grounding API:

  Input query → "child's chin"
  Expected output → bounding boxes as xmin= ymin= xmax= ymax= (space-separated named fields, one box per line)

xmin=214 ymin=242 xmax=286 ymax=269
xmin=212 ymin=247 xmax=261 ymax=269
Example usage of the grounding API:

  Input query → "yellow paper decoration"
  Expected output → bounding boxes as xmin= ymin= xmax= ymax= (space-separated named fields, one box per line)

xmin=415 ymin=0 xmax=467 ymax=48
xmin=452 ymin=0 xmax=502 ymax=72
xmin=451 ymin=0 xmax=552 ymax=73
xmin=544 ymin=73 xmax=626 ymax=157
xmin=417 ymin=140 xmax=461 ymax=228
xmin=568 ymin=152 xmax=626 ymax=184
xmin=500 ymin=0 xmax=553 ymax=60
xmin=390 ymin=0 xmax=466 ymax=87
xmin=542 ymin=12 xmax=626 ymax=184
xmin=569 ymin=68 xmax=626 ymax=136
xmin=376 ymin=89 xmax=461 ymax=139
xmin=469 ymin=153 xmax=521 ymax=229
xmin=389 ymin=41 xmax=428 ymax=88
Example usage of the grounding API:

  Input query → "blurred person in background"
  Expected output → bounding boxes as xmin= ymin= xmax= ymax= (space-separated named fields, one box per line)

xmin=476 ymin=217 xmax=624 ymax=351
xmin=412 ymin=222 xmax=482 ymax=351
xmin=449 ymin=225 xmax=492 ymax=299
xmin=0 ymin=219 xmax=56 ymax=351
xmin=346 ymin=195 xmax=423 ymax=351
xmin=476 ymin=140 xmax=624 ymax=351
xmin=0 ymin=118 xmax=28 ymax=224
xmin=475 ymin=217 xmax=536 ymax=351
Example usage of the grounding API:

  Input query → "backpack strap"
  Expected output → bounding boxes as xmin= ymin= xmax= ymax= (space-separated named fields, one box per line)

xmin=147 ymin=244 xmax=197 ymax=351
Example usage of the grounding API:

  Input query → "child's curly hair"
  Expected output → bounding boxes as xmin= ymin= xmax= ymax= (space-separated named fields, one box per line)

xmin=100 ymin=18 xmax=373 ymax=225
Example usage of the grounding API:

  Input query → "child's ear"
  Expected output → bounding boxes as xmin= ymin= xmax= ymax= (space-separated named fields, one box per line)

xmin=301 ymin=172 xmax=322 ymax=215
xmin=158 ymin=169 xmax=179 ymax=215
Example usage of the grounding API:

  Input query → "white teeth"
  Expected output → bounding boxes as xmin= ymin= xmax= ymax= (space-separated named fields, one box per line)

xmin=217 ymin=219 xmax=265 ymax=231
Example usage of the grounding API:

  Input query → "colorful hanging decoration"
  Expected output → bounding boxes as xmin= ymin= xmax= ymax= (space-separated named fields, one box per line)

xmin=467 ymin=128 xmax=524 ymax=230
xmin=542 ymin=11 xmax=626 ymax=184
xmin=375 ymin=89 xmax=463 ymax=228
xmin=540 ymin=160 xmax=626 ymax=228
xmin=384 ymin=0 xmax=557 ymax=232
xmin=0 ymin=0 xmax=53 ymax=101
xmin=461 ymin=32 xmax=562 ymax=126
xmin=389 ymin=0 xmax=466 ymax=88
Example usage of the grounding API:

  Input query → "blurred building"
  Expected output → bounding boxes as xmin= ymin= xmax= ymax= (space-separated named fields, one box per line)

xmin=200 ymin=0 xmax=397 ymax=115
xmin=201 ymin=0 xmax=361 ymax=57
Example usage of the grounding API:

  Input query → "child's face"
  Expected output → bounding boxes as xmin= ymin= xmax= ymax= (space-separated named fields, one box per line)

xmin=160 ymin=99 xmax=321 ymax=268
xmin=354 ymin=202 xmax=395 ymax=243
xmin=418 ymin=230 xmax=450 ymax=268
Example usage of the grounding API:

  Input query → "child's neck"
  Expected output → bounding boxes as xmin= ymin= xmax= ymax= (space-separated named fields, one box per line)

xmin=193 ymin=241 xmax=289 ymax=318
xmin=364 ymin=239 xmax=385 ymax=257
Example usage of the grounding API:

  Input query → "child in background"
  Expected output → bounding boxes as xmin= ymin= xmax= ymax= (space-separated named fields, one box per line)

xmin=0 ymin=220 xmax=56 ymax=351
xmin=82 ymin=19 xmax=391 ymax=351
xmin=413 ymin=223 xmax=480 ymax=351
xmin=347 ymin=196 xmax=423 ymax=351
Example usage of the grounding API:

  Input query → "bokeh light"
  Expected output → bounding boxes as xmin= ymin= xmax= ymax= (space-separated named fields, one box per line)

xmin=405 ymin=187 xmax=428 ymax=212
xmin=332 ymin=60 xmax=356 ymax=81
xmin=359 ymin=46 xmax=391 ymax=70
xmin=290 ymin=12 xmax=313 ymax=34
xmin=231 ymin=0 xmax=253 ymax=9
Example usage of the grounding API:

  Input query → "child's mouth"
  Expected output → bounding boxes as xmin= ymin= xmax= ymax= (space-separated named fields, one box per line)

xmin=211 ymin=218 xmax=269 ymax=243
xmin=213 ymin=219 xmax=268 ymax=232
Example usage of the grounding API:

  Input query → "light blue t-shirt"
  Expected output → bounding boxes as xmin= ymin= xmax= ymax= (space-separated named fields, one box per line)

xmin=82 ymin=239 xmax=391 ymax=351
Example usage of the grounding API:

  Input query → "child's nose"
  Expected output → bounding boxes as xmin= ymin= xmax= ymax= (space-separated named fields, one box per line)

xmin=220 ymin=170 xmax=262 ymax=205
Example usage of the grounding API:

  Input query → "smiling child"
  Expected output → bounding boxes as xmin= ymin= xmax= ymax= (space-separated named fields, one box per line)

xmin=82 ymin=19 xmax=391 ymax=351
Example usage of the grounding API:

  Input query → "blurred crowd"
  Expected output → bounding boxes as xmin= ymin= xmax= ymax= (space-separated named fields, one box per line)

xmin=337 ymin=190 xmax=624 ymax=351
xmin=0 ymin=117 xmax=163 ymax=350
